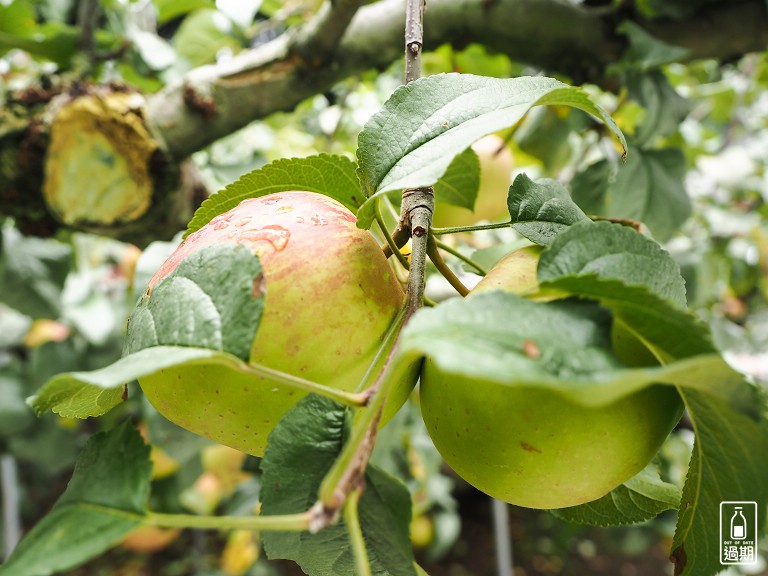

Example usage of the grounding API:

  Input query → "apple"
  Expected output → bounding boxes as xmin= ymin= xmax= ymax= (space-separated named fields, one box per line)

xmin=120 ymin=525 xmax=181 ymax=553
xmin=432 ymin=135 xmax=514 ymax=228
xmin=137 ymin=191 xmax=413 ymax=456
xmin=419 ymin=246 xmax=684 ymax=508
xmin=472 ymin=244 xmax=542 ymax=296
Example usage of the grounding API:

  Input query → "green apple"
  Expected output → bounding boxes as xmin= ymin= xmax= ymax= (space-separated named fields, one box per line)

xmin=419 ymin=245 xmax=684 ymax=508
xmin=432 ymin=135 xmax=514 ymax=228
xmin=472 ymin=244 xmax=542 ymax=296
xmin=138 ymin=191 xmax=412 ymax=456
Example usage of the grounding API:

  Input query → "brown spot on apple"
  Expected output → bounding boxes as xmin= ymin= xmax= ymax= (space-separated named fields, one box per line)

xmin=520 ymin=441 xmax=542 ymax=454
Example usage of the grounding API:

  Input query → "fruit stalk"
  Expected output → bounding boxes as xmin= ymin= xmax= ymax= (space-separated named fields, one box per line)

xmin=426 ymin=235 xmax=470 ymax=296
xmin=145 ymin=511 xmax=312 ymax=532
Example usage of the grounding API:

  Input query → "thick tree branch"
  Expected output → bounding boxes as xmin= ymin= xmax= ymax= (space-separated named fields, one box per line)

xmin=293 ymin=0 xmax=365 ymax=64
xmin=146 ymin=0 xmax=768 ymax=160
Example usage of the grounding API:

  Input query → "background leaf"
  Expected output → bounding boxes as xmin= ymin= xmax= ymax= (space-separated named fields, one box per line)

xmin=185 ymin=155 xmax=362 ymax=236
xmin=551 ymin=462 xmax=681 ymax=526
xmin=627 ymin=70 xmax=690 ymax=147
xmin=261 ymin=395 xmax=416 ymax=576
xmin=0 ymin=227 xmax=72 ymax=319
xmin=571 ymin=148 xmax=692 ymax=242
xmin=617 ymin=21 xmax=691 ymax=70
xmin=0 ymin=423 xmax=151 ymax=576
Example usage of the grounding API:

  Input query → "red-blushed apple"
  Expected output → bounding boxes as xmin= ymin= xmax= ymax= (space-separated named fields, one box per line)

xmin=419 ymin=245 xmax=684 ymax=508
xmin=432 ymin=135 xmax=514 ymax=228
xmin=137 ymin=191 xmax=413 ymax=456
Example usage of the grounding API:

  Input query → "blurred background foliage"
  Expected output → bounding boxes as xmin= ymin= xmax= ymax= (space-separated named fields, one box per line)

xmin=0 ymin=0 xmax=767 ymax=574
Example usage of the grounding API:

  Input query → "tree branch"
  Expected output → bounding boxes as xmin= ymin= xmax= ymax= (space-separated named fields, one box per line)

xmin=146 ymin=0 xmax=768 ymax=160
xmin=293 ymin=0 xmax=365 ymax=64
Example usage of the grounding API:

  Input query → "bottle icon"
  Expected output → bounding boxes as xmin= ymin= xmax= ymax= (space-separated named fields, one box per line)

xmin=731 ymin=507 xmax=748 ymax=540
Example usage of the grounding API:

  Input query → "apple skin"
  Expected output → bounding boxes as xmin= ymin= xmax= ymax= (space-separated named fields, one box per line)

xmin=472 ymin=245 xmax=542 ymax=296
xmin=419 ymin=246 xmax=684 ymax=509
xmin=420 ymin=362 xmax=682 ymax=508
xmin=432 ymin=135 xmax=514 ymax=228
xmin=138 ymin=191 xmax=411 ymax=456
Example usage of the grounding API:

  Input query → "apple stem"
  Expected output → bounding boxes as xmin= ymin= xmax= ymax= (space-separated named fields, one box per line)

xmin=315 ymin=298 xmax=417 ymax=512
xmin=426 ymin=235 xmax=470 ymax=296
xmin=344 ymin=487 xmax=372 ymax=576
xmin=145 ymin=510 xmax=312 ymax=532
xmin=433 ymin=237 xmax=489 ymax=276
xmin=431 ymin=221 xmax=513 ymax=235
xmin=242 ymin=362 xmax=368 ymax=408
xmin=355 ymin=302 xmax=409 ymax=394
xmin=375 ymin=201 xmax=410 ymax=270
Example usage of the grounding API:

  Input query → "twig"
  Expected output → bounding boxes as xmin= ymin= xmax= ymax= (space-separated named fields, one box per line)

xmin=401 ymin=0 xmax=431 ymax=320
xmin=431 ymin=221 xmax=513 ymax=236
xmin=404 ymin=0 xmax=426 ymax=83
xmin=376 ymin=203 xmax=410 ymax=271
xmin=426 ymin=235 xmax=470 ymax=297
xmin=433 ymin=237 xmax=488 ymax=275
xmin=402 ymin=188 xmax=434 ymax=318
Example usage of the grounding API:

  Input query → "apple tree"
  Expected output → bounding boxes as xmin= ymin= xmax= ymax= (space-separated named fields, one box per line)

xmin=1 ymin=1 xmax=767 ymax=575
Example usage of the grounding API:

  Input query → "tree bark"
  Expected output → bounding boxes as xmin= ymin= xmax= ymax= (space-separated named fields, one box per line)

xmin=148 ymin=0 xmax=768 ymax=160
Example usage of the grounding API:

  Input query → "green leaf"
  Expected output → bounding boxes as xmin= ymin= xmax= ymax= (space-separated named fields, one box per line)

xmin=671 ymin=390 xmax=768 ymax=576
xmin=536 ymin=222 xmax=761 ymax=417
xmin=627 ymin=70 xmax=690 ymax=147
xmin=515 ymin=106 xmax=589 ymax=172
xmin=124 ymin=243 xmax=264 ymax=361
xmin=0 ymin=423 xmax=151 ymax=576
xmin=153 ymin=0 xmax=215 ymax=24
xmin=0 ymin=362 xmax=34 ymax=438
xmin=571 ymin=148 xmax=692 ymax=242
xmin=551 ymin=462 xmax=681 ymax=526
xmin=507 ymin=174 xmax=589 ymax=246
xmin=0 ymin=227 xmax=72 ymax=319
xmin=617 ymin=21 xmax=691 ymax=70
xmin=186 ymin=155 xmax=362 ymax=236
xmin=29 ymin=346 xmax=252 ymax=418
xmin=172 ymin=8 xmax=242 ymax=67
xmin=433 ymin=146 xmax=480 ymax=210
xmin=0 ymin=0 xmax=36 ymax=38
xmin=355 ymin=73 xmax=626 ymax=228
xmin=397 ymin=293 xmax=742 ymax=409
xmin=261 ymin=395 xmax=416 ymax=576
xmin=537 ymin=220 xmax=687 ymax=308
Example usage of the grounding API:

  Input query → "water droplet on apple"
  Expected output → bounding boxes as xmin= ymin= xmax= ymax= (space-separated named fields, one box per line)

xmin=296 ymin=216 xmax=305 ymax=224
xmin=236 ymin=225 xmax=290 ymax=252
xmin=235 ymin=216 xmax=252 ymax=227
xmin=213 ymin=221 xmax=229 ymax=230
xmin=263 ymin=196 xmax=282 ymax=205
xmin=277 ymin=205 xmax=294 ymax=213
